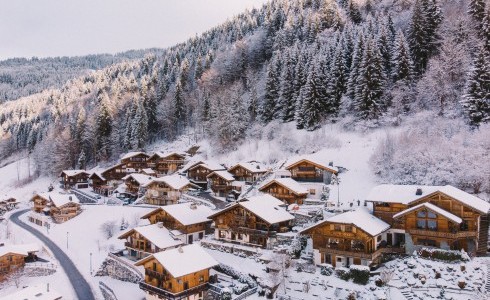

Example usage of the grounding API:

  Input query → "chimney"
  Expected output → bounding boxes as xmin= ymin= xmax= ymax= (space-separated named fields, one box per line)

xmin=416 ymin=188 xmax=423 ymax=196
xmin=328 ymin=161 xmax=333 ymax=167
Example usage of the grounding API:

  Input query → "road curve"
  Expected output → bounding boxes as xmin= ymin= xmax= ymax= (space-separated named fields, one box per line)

xmin=10 ymin=209 xmax=96 ymax=300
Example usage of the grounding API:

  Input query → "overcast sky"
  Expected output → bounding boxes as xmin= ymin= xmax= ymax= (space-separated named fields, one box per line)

xmin=0 ymin=0 xmax=268 ymax=60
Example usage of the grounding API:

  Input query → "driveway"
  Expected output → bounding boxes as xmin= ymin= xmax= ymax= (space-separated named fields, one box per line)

xmin=10 ymin=209 xmax=96 ymax=300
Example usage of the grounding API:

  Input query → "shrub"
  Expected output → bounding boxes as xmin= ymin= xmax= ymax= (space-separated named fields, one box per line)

xmin=418 ymin=248 xmax=469 ymax=262
xmin=349 ymin=265 xmax=370 ymax=285
xmin=232 ymin=283 xmax=249 ymax=295
xmin=335 ymin=267 xmax=350 ymax=281
xmin=320 ymin=264 xmax=334 ymax=276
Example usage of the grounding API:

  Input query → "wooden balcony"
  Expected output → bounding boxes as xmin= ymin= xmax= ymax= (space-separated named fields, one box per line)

xmin=145 ymin=268 xmax=168 ymax=281
xmin=139 ymin=281 xmax=209 ymax=300
xmin=319 ymin=246 xmax=405 ymax=261
xmin=407 ymin=229 xmax=477 ymax=239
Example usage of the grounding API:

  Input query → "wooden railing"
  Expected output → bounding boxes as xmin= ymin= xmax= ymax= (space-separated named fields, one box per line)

xmin=145 ymin=268 xmax=168 ymax=281
xmin=407 ymin=229 xmax=477 ymax=239
xmin=139 ymin=281 xmax=209 ymax=299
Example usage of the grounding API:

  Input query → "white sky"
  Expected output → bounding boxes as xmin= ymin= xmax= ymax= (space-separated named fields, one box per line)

xmin=0 ymin=0 xmax=269 ymax=60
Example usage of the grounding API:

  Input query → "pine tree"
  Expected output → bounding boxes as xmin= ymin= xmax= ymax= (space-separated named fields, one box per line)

xmin=354 ymin=40 xmax=386 ymax=119
xmin=392 ymin=30 xmax=414 ymax=83
xmin=300 ymin=65 xmax=327 ymax=130
xmin=279 ymin=51 xmax=296 ymax=122
xmin=131 ymin=100 xmax=149 ymax=150
xmin=201 ymin=91 xmax=211 ymax=123
xmin=347 ymin=33 xmax=365 ymax=99
xmin=483 ymin=9 xmax=490 ymax=53
xmin=461 ymin=47 xmax=490 ymax=126
xmin=347 ymin=0 xmax=362 ymax=24
xmin=173 ymin=81 xmax=186 ymax=130
xmin=468 ymin=0 xmax=487 ymax=31
xmin=377 ymin=27 xmax=393 ymax=78
xmin=261 ymin=54 xmax=281 ymax=122
xmin=248 ymin=85 xmax=259 ymax=123
xmin=95 ymin=93 xmax=113 ymax=158
xmin=77 ymin=150 xmax=86 ymax=170
xmin=328 ymin=43 xmax=347 ymax=116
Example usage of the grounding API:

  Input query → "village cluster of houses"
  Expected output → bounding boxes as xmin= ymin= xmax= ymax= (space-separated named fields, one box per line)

xmin=20 ymin=149 xmax=490 ymax=300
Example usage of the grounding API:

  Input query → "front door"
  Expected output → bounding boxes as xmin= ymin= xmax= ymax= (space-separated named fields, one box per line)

xmin=188 ymin=235 xmax=193 ymax=244
xmin=387 ymin=233 xmax=393 ymax=246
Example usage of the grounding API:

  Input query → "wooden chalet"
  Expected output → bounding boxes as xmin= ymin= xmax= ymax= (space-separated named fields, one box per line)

xmin=135 ymin=244 xmax=218 ymax=300
xmin=59 ymin=170 xmax=90 ymax=189
xmin=144 ymin=175 xmax=197 ymax=206
xmin=118 ymin=223 xmax=183 ymax=260
xmin=122 ymin=173 xmax=156 ymax=196
xmin=208 ymin=195 xmax=294 ymax=249
xmin=259 ymin=178 xmax=309 ymax=205
xmin=141 ymin=168 xmax=158 ymax=177
xmin=206 ymin=170 xmax=236 ymax=197
xmin=89 ymin=163 xmax=127 ymax=195
xmin=121 ymin=152 xmax=150 ymax=173
xmin=187 ymin=162 xmax=225 ymax=189
xmin=147 ymin=152 xmax=186 ymax=175
xmin=0 ymin=198 xmax=19 ymax=213
xmin=366 ymin=184 xmax=490 ymax=256
xmin=228 ymin=162 xmax=267 ymax=183
xmin=0 ymin=244 xmax=39 ymax=281
xmin=141 ymin=203 xmax=213 ymax=244
xmin=301 ymin=209 xmax=391 ymax=268
xmin=29 ymin=193 xmax=81 ymax=224
xmin=285 ymin=156 xmax=338 ymax=183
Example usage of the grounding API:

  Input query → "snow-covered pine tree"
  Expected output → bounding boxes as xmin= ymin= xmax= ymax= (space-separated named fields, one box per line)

xmin=377 ymin=27 xmax=393 ymax=80
xmin=461 ymin=46 xmax=490 ymax=126
xmin=483 ymin=9 xmax=490 ymax=53
xmin=131 ymin=100 xmax=149 ymax=150
xmin=173 ymin=80 xmax=186 ymax=132
xmin=261 ymin=53 xmax=281 ymax=122
xmin=468 ymin=0 xmax=487 ymax=31
xmin=248 ymin=84 xmax=259 ymax=123
xmin=327 ymin=43 xmax=346 ymax=116
xmin=279 ymin=51 xmax=296 ymax=122
xmin=77 ymin=150 xmax=86 ymax=170
xmin=391 ymin=30 xmax=414 ymax=83
xmin=353 ymin=39 xmax=387 ymax=119
xmin=347 ymin=33 xmax=365 ymax=99
xmin=300 ymin=64 xmax=327 ymax=130
xmin=347 ymin=0 xmax=362 ymax=24
xmin=95 ymin=93 xmax=113 ymax=159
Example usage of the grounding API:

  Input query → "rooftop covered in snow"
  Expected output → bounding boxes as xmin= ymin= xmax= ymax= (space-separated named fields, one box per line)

xmin=120 ymin=151 xmax=149 ymax=160
xmin=207 ymin=170 xmax=235 ymax=182
xmin=259 ymin=178 xmax=309 ymax=195
xmin=118 ymin=223 xmax=183 ymax=250
xmin=229 ymin=161 xmax=267 ymax=174
xmin=0 ymin=284 xmax=62 ymax=300
xmin=285 ymin=155 xmax=338 ymax=173
xmin=366 ymin=184 xmax=490 ymax=214
xmin=141 ymin=202 xmax=213 ymax=226
xmin=60 ymin=170 xmax=90 ymax=177
xmin=143 ymin=174 xmax=195 ymax=190
xmin=36 ymin=192 xmax=79 ymax=208
xmin=393 ymin=202 xmax=463 ymax=224
xmin=0 ymin=243 xmax=40 ymax=257
xmin=122 ymin=173 xmax=156 ymax=185
xmin=135 ymin=244 xmax=218 ymax=278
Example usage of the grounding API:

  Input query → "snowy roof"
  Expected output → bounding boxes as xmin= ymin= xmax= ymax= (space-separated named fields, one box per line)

xmin=38 ymin=193 xmax=79 ymax=208
xmin=60 ymin=170 xmax=89 ymax=177
xmin=144 ymin=174 xmax=193 ymax=189
xmin=190 ymin=161 xmax=226 ymax=172
xmin=259 ymin=178 xmax=309 ymax=195
xmin=366 ymin=184 xmax=490 ymax=214
xmin=89 ymin=163 xmax=125 ymax=181
xmin=121 ymin=151 xmax=148 ymax=160
xmin=285 ymin=155 xmax=338 ymax=173
xmin=240 ymin=199 xmax=294 ymax=224
xmin=302 ymin=209 xmax=390 ymax=236
xmin=244 ymin=194 xmax=286 ymax=207
xmin=393 ymin=203 xmax=463 ymax=224
xmin=135 ymin=244 xmax=218 ymax=278
xmin=119 ymin=223 xmax=183 ymax=250
xmin=161 ymin=203 xmax=213 ymax=226
xmin=207 ymin=170 xmax=235 ymax=181
xmin=122 ymin=173 xmax=156 ymax=185
xmin=141 ymin=168 xmax=157 ymax=175
xmin=0 ymin=243 xmax=39 ymax=257
xmin=179 ymin=160 xmax=205 ymax=173
xmin=150 ymin=151 xmax=185 ymax=160
xmin=0 ymin=284 xmax=62 ymax=300
xmin=229 ymin=161 xmax=267 ymax=174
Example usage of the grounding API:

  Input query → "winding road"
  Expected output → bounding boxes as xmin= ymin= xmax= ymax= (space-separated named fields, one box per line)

xmin=10 ymin=209 xmax=96 ymax=300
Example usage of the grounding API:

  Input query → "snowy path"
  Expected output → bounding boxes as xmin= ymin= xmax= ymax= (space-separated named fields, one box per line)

xmin=10 ymin=209 xmax=96 ymax=300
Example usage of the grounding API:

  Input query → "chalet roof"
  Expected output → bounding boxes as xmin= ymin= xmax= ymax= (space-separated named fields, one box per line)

xmin=143 ymin=174 xmax=193 ymax=190
xmin=366 ymin=184 xmax=490 ymax=214
xmin=122 ymin=173 xmax=156 ymax=185
xmin=285 ymin=155 xmax=338 ymax=173
xmin=0 ymin=243 xmax=39 ymax=257
xmin=160 ymin=203 xmax=213 ymax=226
xmin=179 ymin=160 xmax=205 ymax=173
xmin=121 ymin=151 xmax=148 ymax=160
xmin=189 ymin=162 xmax=226 ymax=172
xmin=210 ymin=195 xmax=294 ymax=225
xmin=393 ymin=203 xmax=463 ymax=224
xmin=135 ymin=244 xmax=218 ymax=278
xmin=0 ymin=284 xmax=62 ymax=300
xmin=37 ymin=193 xmax=79 ymax=208
xmin=60 ymin=170 xmax=89 ymax=177
xmin=89 ymin=163 xmax=125 ymax=181
xmin=302 ymin=209 xmax=390 ymax=237
xmin=207 ymin=170 xmax=235 ymax=182
xmin=149 ymin=151 xmax=185 ymax=160
xmin=229 ymin=162 xmax=267 ymax=174
xmin=259 ymin=178 xmax=309 ymax=195
xmin=118 ymin=223 xmax=183 ymax=250
xmin=141 ymin=168 xmax=157 ymax=175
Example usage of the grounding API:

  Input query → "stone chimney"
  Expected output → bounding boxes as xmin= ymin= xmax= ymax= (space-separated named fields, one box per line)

xmin=416 ymin=188 xmax=423 ymax=196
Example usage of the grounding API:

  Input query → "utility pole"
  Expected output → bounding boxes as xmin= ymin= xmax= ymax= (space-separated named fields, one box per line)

xmin=90 ymin=253 xmax=93 ymax=274
xmin=66 ymin=232 xmax=69 ymax=249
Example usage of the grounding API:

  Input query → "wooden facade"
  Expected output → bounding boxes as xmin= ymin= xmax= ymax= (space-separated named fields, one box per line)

xmin=209 ymin=203 xmax=292 ymax=249
xmin=135 ymin=245 xmax=217 ymax=300
xmin=0 ymin=252 xmax=26 ymax=281
xmin=368 ymin=187 xmax=490 ymax=256
xmin=301 ymin=220 xmax=391 ymax=268
xmin=60 ymin=170 xmax=90 ymax=189
xmin=259 ymin=180 xmax=308 ymax=205
xmin=286 ymin=159 xmax=337 ymax=183
xmin=187 ymin=164 xmax=224 ymax=188
xmin=147 ymin=153 xmax=186 ymax=175
xmin=121 ymin=152 xmax=150 ymax=173
xmin=29 ymin=194 xmax=81 ymax=224
xmin=206 ymin=172 xmax=234 ymax=197
xmin=228 ymin=163 xmax=267 ymax=183
xmin=90 ymin=163 xmax=127 ymax=195
xmin=145 ymin=181 xmax=193 ymax=206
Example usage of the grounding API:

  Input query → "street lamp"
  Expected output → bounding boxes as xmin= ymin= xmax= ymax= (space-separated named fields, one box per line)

xmin=66 ymin=232 xmax=69 ymax=249
xmin=90 ymin=253 xmax=93 ymax=274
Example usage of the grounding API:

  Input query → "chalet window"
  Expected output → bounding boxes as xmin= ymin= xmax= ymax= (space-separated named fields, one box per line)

xmin=377 ymin=235 xmax=382 ymax=242
xmin=460 ymin=220 xmax=469 ymax=231
xmin=238 ymin=233 xmax=243 ymax=240
xmin=152 ymin=262 xmax=157 ymax=271
xmin=417 ymin=210 xmax=426 ymax=218
xmin=345 ymin=226 xmax=352 ymax=232
xmin=309 ymin=189 xmax=316 ymax=195
xmin=199 ymin=275 xmax=204 ymax=283
xmin=199 ymin=232 xmax=204 ymax=239
xmin=417 ymin=209 xmax=438 ymax=231
xmin=219 ymin=231 xmax=226 ymax=238
xmin=417 ymin=239 xmax=437 ymax=247
xmin=334 ymin=225 xmax=341 ymax=231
